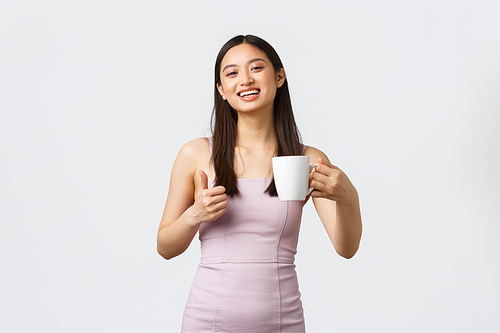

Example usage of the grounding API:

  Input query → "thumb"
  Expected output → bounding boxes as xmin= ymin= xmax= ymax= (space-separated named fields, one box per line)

xmin=198 ymin=170 xmax=209 ymax=190
xmin=318 ymin=157 xmax=329 ymax=166
xmin=318 ymin=157 xmax=340 ymax=170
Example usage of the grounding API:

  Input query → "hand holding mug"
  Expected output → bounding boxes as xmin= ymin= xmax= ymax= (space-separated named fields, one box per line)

xmin=309 ymin=158 xmax=359 ymax=206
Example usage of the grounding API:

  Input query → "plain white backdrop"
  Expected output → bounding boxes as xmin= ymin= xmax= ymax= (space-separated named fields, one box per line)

xmin=1 ymin=0 xmax=499 ymax=332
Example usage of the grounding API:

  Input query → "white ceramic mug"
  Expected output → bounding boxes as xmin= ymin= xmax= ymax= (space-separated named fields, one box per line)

xmin=272 ymin=156 xmax=318 ymax=201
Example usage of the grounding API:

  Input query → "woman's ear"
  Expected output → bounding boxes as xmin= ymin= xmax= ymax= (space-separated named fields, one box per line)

xmin=217 ymin=84 xmax=227 ymax=100
xmin=276 ymin=69 xmax=286 ymax=88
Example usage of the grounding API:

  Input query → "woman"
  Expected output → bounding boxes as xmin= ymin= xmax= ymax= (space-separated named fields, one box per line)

xmin=157 ymin=35 xmax=362 ymax=332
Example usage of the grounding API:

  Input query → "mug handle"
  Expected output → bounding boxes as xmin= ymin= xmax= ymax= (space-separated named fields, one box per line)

xmin=307 ymin=163 xmax=319 ymax=195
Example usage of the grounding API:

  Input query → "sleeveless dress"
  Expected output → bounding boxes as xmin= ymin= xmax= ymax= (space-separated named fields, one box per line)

xmin=181 ymin=140 xmax=307 ymax=333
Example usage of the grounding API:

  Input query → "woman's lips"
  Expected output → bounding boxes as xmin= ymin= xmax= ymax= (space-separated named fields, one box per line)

xmin=238 ymin=89 xmax=260 ymax=101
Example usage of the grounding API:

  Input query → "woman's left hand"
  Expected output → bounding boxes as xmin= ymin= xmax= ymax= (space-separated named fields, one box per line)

xmin=309 ymin=158 xmax=359 ymax=206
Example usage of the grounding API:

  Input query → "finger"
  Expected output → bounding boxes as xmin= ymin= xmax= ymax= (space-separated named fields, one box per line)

xmin=310 ymin=179 xmax=330 ymax=194
xmin=209 ymin=185 xmax=227 ymax=195
xmin=318 ymin=157 xmax=341 ymax=171
xmin=312 ymin=163 xmax=335 ymax=179
xmin=207 ymin=199 xmax=229 ymax=215
xmin=204 ymin=197 xmax=228 ymax=214
xmin=314 ymin=164 xmax=341 ymax=178
xmin=212 ymin=207 xmax=228 ymax=220
xmin=198 ymin=170 xmax=209 ymax=190
xmin=311 ymin=171 xmax=330 ymax=186
xmin=214 ymin=198 xmax=229 ymax=211
xmin=309 ymin=189 xmax=321 ymax=197
xmin=209 ymin=192 xmax=228 ymax=205
xmin=309 ymin=187 xmax=328 ymax=197
xmin=309 ymin=189 xmax=329 ymax=199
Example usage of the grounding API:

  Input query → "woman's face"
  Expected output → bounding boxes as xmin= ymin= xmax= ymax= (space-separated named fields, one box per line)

xmin=217 ymin=43 xmax=285 ymax=114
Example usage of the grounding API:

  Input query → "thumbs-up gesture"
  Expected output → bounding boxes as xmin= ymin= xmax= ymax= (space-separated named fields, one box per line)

xmin=310 ymin=158 xmax=359 ymax=206
xmin=189 ymin=170 xmax=228 ymax=225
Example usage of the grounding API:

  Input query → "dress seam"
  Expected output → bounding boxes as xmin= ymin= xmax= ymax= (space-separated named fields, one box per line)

xmin=214 ymin=216 xmax=226 ymax=332
xmin=275 ymin=201 xmax=289 ymax=331
xmin=214 ymin=263 xmax=225 ymax=332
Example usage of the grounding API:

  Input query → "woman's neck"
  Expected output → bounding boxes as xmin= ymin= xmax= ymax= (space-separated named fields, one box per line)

xmin=236 ymin=110 xmax=277 ymax=150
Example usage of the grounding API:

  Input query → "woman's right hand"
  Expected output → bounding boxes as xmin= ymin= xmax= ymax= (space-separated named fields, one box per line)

xmin=187 ymin=170 xmax=228 ymax=226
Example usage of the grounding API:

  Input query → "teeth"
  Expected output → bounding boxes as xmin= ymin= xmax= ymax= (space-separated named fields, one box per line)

xmin=239 ymin=89 xmax=259 ymax=97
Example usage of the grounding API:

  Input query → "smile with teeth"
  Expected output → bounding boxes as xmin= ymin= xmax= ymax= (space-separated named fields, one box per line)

xmin=238 ymin=89 xmax=260 ymax=97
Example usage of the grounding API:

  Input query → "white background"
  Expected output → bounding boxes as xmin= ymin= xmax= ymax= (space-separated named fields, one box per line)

xmin=1 ymin=1 xmax=499 ymax=332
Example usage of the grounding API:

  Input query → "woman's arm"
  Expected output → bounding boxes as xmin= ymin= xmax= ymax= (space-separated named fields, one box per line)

xmin=305 ymin=147 xmax=362 ymax=259
xmin=157 ymin=139 xmax=228 ymax=260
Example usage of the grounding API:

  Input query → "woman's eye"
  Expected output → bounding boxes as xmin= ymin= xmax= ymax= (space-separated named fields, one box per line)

xmin=226 ymin=71 xmax=237 ymax=77
xmin=251 ymin=66 xmax=263 ymax=71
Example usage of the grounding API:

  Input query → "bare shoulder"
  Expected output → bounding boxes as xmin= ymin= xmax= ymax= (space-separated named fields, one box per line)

xmin=303 ymin=145 xmax=331 ymax=164
xmin=175 ymin=138 xmax=210 ymax=165
xmin=178 ymin=137 xmax=210 ymax=157
xmin=174 ymin=137 xmax=213 ymax=180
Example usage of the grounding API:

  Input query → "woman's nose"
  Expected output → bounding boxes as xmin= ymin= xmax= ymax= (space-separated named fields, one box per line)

xmin=240 ymin=71 xmax=254 ymax=85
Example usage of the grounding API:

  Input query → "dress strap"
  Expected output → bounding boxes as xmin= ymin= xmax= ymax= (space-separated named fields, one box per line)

xmin=208 ymin=137 xmax=216 ymax=178
xmin=208 ymin=137 xmax=214 ymax=154
xmin=301 ymin=144 xmax=308 ymax=155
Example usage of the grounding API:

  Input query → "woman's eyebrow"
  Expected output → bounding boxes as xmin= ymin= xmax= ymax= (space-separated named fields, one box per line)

xmin=222 ymin=58 xmax=268 ymax=72
xmin=247 ymin=57 xmax=267 ymax=65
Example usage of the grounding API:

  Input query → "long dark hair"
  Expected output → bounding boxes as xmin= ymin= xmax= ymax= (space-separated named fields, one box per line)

xmin=211 ymin=35 xmax=302 ymax=196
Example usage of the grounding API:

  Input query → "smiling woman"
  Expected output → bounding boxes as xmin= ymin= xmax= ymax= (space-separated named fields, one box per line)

xmin=217 ymin=49 xmax=284 ymax=114
xmin=219 ymin=55 xmax=273 ymax=110
xmin=157 ymin=35 xmax=362 ymax=332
